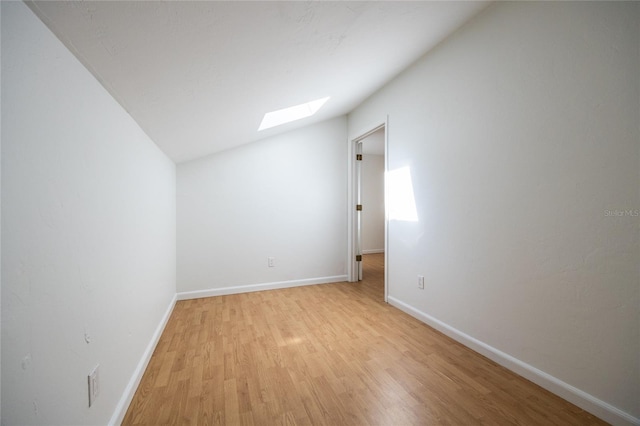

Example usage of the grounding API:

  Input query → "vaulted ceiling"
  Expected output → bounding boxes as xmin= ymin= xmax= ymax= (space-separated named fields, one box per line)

xmin=28 ymin=1 xmax=489 ymax=163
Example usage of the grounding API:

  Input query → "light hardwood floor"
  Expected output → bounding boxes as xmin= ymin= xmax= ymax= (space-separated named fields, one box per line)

xmin=123 ymin=254 xmax=606 ymax=425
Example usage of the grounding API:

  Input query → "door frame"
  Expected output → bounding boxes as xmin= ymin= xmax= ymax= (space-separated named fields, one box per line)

xmin=347 ymin=119 xmax=389 ymax=302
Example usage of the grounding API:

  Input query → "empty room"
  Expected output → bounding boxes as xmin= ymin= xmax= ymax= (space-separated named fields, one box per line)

xmin=1 ymin=1 xmax=638 ymax=425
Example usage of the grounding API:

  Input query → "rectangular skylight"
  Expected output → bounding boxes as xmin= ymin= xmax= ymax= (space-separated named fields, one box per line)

xmin=258 ymin=97 xmax=330 ymax=131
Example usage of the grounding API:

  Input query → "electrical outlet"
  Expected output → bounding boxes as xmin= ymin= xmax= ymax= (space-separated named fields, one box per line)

xmin=268 ymin=257 xmax=275 ymax=267
xmin=418 ymin=275 xmax=425 ymax=289
xmin=88 ymin=365 xmax=100 ymax=407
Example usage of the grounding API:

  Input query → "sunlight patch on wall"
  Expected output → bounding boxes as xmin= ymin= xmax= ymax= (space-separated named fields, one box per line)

xmin=386 ymin=166 xmax=418 ymax=222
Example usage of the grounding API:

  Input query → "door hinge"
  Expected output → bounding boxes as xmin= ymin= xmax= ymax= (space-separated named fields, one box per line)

xmin=356 ymin=204 xmax=363 ymax=211
xmin=356 ymin=154 xmax=362 ymax=161
xmin=356 ymin=255 xmax=362 ymax=262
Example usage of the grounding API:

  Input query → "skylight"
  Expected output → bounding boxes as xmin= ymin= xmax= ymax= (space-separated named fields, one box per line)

xmin=258 ymin=97 xmax=330 ymax=131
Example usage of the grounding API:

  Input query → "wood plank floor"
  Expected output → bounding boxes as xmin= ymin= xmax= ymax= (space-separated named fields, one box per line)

xmin=123 ymin=254 xmax=607 ymax=425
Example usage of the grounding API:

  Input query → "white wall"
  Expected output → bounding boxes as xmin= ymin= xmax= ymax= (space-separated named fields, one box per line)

xmin=177 ymin=117 xmax=347 ymax=297
xmin=349 ymin=2 xmax=639 ymax=424
xmin=0 ymin=3 xmax=3 ymax=423
xmin=1 ymin=2 xmax=176 ymax=425
xmin=361 ymin=154 xmax=384 ymax=253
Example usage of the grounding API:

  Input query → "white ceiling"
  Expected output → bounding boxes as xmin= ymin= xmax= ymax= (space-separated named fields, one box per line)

xmin=28 ymin=1 xmax=489 ymax=163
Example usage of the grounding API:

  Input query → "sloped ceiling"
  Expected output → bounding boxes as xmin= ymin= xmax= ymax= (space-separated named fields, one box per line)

xmin=27 ymin=1 xmax=489 ymax=163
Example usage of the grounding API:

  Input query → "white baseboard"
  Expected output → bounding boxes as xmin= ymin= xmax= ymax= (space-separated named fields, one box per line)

xmin=362 ymin=249 xmax=384 ymax=254
xmin=387 ymin=296 xmax=639 ymax=426
xmin=177 ymin=275 xmax=349 ymax=301
xmin=109 ymin=294 xmax=177 ymax=426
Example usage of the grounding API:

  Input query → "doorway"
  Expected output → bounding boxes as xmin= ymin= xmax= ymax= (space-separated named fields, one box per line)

xmin=348 ymin=123 xmax=388 ymax=302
